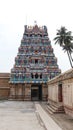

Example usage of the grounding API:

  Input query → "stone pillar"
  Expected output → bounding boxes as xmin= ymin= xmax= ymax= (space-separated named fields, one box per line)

xmin=14 ymin=84 xmax=23 ymax=100
xmin=24 ymin=84 xmax=31 ymax=100
xmin=22 ymin=84 xmax=25 ymax=100
xmin=42 ymin=84 xmax=48 ymax=101
xmin=18 ymin=85 xmax=22 ymax=99
xmin=15 ymin=85 xmax=18 ymax=99
xmin=10 ymin=84 xmax=15 ymax=99
xmin=18 ymin=87 xmax=22 ymax=95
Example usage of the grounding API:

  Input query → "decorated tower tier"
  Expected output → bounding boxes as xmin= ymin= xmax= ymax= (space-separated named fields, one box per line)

xmin=10 ymin=24 xmax=61 ymax=84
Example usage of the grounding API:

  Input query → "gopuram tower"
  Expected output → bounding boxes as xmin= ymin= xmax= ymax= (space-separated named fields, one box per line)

xmin=10 ymin=24 xmax=61 ymax=101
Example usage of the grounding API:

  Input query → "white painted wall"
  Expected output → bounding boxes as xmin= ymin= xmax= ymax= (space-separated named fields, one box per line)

xmin=63 ymin=80 xmax=73 ymax=108
xmin=48 ymin=83 xmax=58 ymax=102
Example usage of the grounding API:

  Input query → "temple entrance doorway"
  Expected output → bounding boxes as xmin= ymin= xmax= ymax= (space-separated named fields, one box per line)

xmin=31 ymin=84 xmax=42 ymax=101
xmin=58 ymin=84 xmax=63 ymax=102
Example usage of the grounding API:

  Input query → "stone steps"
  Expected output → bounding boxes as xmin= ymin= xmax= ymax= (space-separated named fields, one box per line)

xmin=46 ymin=101 xmax=65 ymax=114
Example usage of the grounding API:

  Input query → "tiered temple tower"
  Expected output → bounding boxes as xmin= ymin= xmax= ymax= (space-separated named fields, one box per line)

xmin=10 ymin=24 xmax=61 ymax=101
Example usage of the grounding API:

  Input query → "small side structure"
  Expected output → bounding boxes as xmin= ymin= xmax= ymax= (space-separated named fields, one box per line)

xmin=47 ymin=68 xmax=73 ymax=117
xmin=0 ymin=73 xmax=10 ymax=99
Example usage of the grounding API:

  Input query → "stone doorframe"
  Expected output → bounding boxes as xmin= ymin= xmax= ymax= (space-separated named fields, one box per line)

xmin=58 ymin=82 xmax=63 ymax=102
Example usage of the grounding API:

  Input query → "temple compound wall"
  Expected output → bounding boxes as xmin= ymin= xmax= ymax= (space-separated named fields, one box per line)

xmin=48 ymin=68 xmax=73 ymax=117
xmin=0 ymin=73 xmax=10 ymax=99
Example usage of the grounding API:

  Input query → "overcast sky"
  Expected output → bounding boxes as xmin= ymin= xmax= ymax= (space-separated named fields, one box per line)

xmin=0 ymin=0 xmax=73 ymax=73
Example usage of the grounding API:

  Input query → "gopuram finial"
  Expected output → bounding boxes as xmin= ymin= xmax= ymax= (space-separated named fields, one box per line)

xmin=34 ymin=21 xmax=37 ymax=25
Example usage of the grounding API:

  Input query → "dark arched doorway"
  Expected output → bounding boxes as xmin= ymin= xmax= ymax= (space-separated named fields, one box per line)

xmin=58 ymin=83 xmax=63 ymax=102
xmin=31 ymin=84 xmax=42 ymax=101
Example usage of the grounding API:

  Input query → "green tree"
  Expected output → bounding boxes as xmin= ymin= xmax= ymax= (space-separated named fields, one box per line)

xmin=54 ymin=27 xmax=73 ymax=68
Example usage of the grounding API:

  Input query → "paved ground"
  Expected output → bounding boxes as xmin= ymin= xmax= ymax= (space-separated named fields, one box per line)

xmin=0 ymin=101 xmax=73 ymax=130
xmin=50 ymin=113 xmax=73 ymax=130
xmin=0 ymin=101 xmax=62 ymax=130
xmin=0 ymin=101 xmax=46 ymax=130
